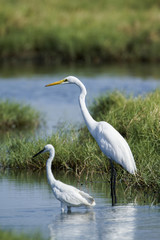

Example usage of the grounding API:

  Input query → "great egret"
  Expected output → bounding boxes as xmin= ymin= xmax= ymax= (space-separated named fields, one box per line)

xmin=45 ymin=76 xmax=137 ymax=206
xmin=33 ymin=144 xmax=96 ymax=213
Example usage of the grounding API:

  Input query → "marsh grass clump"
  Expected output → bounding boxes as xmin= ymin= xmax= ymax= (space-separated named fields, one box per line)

xmin=0 ymin=0 xmax=160 ymax=63
xmin=1 ymin=128 xmax=103 ymax=179
xmin=0 ymin=100 xmax=40 ymax=131
xmin=1 ymin=90 xmax=160 ymax=193
xmin=0 ymin=229 xmax=44 ymax=240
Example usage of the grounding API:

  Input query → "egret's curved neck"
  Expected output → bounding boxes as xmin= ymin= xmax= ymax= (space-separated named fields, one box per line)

xmin=46 ymin=151 xmax=56 ymax=185
xmin=77 ymin=81 xmax=96 ymax=133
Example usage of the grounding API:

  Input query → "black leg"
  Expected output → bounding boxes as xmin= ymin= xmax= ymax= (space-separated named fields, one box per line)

xmin=110 ymin=161 xmax=114 ymax=206
xmin=113 ymin=166 xmax=117 ymax=204
xmin=110 ymin=160 xmax=117 ymax=206
xmin=67 ymin=206 xmax=71 ymax=213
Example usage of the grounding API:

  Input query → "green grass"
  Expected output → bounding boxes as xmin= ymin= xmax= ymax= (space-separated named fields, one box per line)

xmin=0 ymin=100 xmax=41 ymax=131
xmin=1 ymin=127 xmax=99 ymax=177
xmin=0 ymin=0 xmax=160 ymax=63
xmin=0 ymin=229 xmax=45 ymax=240
xmin=1 ymin=90 xmax=160 ymax=196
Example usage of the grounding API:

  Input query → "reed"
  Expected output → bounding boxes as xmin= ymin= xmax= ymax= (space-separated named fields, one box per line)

xmin=1 ymin=90 xmax=160 ymax=193
xmin=0 ymin=229 xmax=44 ymax=240
xmin=0 ymin=0 xmax=160 ymax=63
xmin=0 ymin=100 xmax=41 ymax=131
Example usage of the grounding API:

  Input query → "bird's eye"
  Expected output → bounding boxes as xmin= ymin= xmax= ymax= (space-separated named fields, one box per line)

xmin=64 ymin=79 xmax=68 ymax=82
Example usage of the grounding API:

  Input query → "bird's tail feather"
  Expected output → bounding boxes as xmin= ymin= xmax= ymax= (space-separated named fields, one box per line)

xmin=79 ymin=190 xmax=96 ymax=206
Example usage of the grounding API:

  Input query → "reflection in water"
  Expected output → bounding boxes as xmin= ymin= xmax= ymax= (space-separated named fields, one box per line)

xmin=49 ymin=211 xmax=95 ymax=240
xmin=48 ymin=204 xmax=136 ymax=240
xmin=1 ymin=171 xmax=160 ymax=240
xmin=103 ymin=205 xmax=136 ymax=240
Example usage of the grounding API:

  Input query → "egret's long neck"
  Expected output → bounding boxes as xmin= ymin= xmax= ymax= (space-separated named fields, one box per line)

xmin=78 ymin=81 xmax=96 ymax=134
xmin=46 ymin=151 xmax=56 ymax=186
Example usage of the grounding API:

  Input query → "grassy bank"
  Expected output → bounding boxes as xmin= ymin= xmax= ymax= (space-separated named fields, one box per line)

xmin=1 ymin=90 xmax=160 ymax=195
xmin=0 ymin=100 xmax=40 ymax=131
xmin=0 ymin=0 xmax=160 ymax=63
xmin=0 ymin=229 xmax=44 ymax=240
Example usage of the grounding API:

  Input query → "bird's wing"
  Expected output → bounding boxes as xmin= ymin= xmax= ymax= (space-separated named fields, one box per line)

xmin=52 ymin=181 xmax=95 ymax=206
xmin=95 ymin=121 xmax=119 ymax=159
xmin=95 ymin=121 xmax=136 ymax=173
xmin=78 ymin=190 xmax=96 ymax=206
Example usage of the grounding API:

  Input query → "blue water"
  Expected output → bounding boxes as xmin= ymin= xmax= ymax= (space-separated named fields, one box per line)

xmin=0 ymin=170 xmax=160 ymax=240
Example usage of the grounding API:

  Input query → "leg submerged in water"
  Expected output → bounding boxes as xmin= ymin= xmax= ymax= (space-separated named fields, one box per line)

xmin=61 ymin=202 xmax=65 ymax=213
xmin=110 ymin=160 xmax=117 ymax=206
xmin=67 ymin=206 xmax=71 ymax=213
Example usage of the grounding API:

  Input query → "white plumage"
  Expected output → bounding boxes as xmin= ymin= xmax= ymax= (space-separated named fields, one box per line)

xmin=94 ymin=121 xmax=137 ymax=174
xmin=45 ymin=76 xmax=137 ymax=205
xmin=33 ymin=144 xmax=95 ymax=213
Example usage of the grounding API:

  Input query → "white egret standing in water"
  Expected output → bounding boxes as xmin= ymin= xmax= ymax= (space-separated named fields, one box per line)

xmin=33 ymin=144 xmax=96 ymax=213
xmin=45 ymin=76 xmax=137 ymax=206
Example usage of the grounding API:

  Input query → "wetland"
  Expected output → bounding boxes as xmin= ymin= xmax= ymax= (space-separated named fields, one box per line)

xmin=0 ymin=63 xmax=160 ymax=239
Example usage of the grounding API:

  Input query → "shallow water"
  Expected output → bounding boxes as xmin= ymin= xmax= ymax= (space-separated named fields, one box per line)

xmin=0 ymin=170 xmax=160 ymax=240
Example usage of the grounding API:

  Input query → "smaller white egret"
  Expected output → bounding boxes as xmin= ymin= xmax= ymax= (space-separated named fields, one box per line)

xmin=33 ymin=144 xmax=96 ymax=213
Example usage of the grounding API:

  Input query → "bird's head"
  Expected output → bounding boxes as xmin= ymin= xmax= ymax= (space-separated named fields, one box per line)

xmin=32 ymin=144 xmax=55 ymax=158
xmin=45 ymin=76 xmax=80 ymax=87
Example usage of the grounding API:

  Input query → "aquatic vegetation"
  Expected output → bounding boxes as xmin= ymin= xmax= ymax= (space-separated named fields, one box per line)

xmin=0 ymin=100 xmax=41 ymax=131
xmin=1 ymin=90 xmax=160 ymax=195
xmin=0 ymin=229 xmax=44 ymax=240
xmin=0 ymin=0 xmax=160 ymax=63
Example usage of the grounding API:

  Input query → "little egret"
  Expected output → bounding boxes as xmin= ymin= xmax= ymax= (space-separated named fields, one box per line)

xmin=33 ymin=144 xmax=96 ymax=213
xmin=45 ymin=76 xmax=137 ymax=206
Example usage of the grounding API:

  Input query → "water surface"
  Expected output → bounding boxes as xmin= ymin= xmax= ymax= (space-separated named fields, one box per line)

xmin=0 ymin=170 xmax=160 ymax=240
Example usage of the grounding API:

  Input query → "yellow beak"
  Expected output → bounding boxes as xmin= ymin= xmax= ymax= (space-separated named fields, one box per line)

xmin=45 ymin=79 xmax=65 ymax=87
